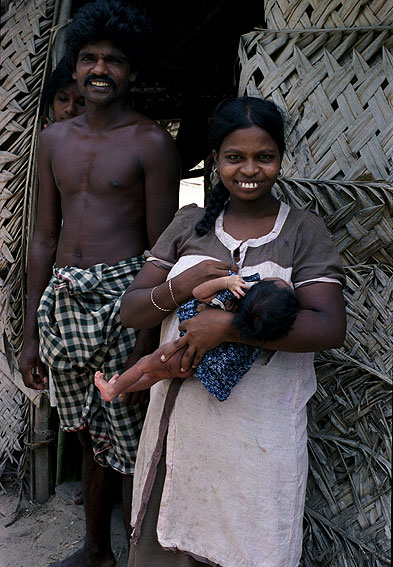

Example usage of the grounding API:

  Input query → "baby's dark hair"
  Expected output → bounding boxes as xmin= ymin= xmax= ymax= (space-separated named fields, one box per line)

xmin=41 ymin=58 xmax=75 ymax=108
xmin=233 ymin=280 xmax=300 ymax=343
xmin=195 ymin=96 xmax=286 ymax=236
xmin=66 ymin=0 xmax=151 ymax=72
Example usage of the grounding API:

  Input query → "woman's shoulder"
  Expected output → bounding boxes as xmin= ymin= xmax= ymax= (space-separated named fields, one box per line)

xmin=172 ymin=203 xmax=206 ymax=227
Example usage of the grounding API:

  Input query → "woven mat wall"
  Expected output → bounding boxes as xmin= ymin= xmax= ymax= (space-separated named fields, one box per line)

xmin=273 ymin=177 xmax=392 ymax=565
xmin=0 ymin=0 xmax=57 ymax=483
xmin=239 ymin=27 xmax=393 ymax=181
xmin=265 ymin=0 xmax=393 ymax=29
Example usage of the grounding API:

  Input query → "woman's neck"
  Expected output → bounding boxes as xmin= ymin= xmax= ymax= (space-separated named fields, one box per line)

xmin=223 ymin=196 xmax=280 ymax=241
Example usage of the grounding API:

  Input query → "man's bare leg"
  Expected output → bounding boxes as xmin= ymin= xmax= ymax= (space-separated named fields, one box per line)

xmin=53 ymin=427 xmax=116 ymax=567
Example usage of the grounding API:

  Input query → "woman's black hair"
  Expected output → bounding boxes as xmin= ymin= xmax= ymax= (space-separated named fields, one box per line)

xmin=41 ymin=58 xmax=75 ymax=109
xmin=65 ymin=0 xmax=151 ymax=72
xmin=233 ymin=281 xmax=300 ymax=342
xmin=195 ymin=96 xmax=286 ymax=236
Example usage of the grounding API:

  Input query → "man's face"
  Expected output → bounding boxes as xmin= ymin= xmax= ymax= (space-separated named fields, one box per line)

xmin=73 ymin=40 xmax=136 ymax=105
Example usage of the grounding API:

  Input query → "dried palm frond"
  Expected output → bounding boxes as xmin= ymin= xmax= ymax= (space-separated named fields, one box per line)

xmin=302 ymin=360 xmax=391 ymax=566
xmin=1 ymin=0 xmax=58 ymax=486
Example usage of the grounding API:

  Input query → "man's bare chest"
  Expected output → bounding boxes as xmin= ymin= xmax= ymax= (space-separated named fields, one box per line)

xmin=51 ymin=141 xmax=142 ymax=195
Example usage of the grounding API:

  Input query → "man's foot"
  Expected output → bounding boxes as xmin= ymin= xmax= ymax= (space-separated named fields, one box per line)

xmin=71 ymin=482 xmax=83 ymax=505
xmin=50 ymin=546 xmax=116 ymax=567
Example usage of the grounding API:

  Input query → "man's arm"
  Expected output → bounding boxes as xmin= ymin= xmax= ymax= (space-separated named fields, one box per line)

xmin=19 ymin=128 xmax=62 ymax=389
xmin=139 ymin=124 xmax=180 ymax=247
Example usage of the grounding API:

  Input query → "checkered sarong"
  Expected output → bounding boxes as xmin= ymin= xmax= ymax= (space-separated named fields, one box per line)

xmin=37 ymin=257 xmax=147 ymax=474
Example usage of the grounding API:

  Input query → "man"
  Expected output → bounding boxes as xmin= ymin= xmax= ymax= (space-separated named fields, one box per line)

xmin=19 ymin=1 xmax=180 ymax=566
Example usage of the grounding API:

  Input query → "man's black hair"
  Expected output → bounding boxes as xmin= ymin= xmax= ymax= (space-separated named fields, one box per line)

xmin=66 ymin=0 xmax=151 ymax=72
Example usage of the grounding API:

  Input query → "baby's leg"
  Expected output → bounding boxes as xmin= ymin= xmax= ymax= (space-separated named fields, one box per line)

xmin=95 ymin=345 xmax=193 ymax=401
xmin=94 ymin=364 xmax=144 ymax=401
xmin=128 ymin=345 xmax=193 ymax=390
xmin=95 ymin=372 xmax=120 ymax=401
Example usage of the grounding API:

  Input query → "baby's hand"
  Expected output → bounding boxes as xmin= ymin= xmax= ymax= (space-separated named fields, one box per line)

xmin=226 ymin=275 xmax=247 ymax=298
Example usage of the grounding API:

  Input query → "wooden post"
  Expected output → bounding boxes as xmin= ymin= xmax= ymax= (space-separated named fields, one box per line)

xmin=33 ymin=393 xmax=54 ymax=503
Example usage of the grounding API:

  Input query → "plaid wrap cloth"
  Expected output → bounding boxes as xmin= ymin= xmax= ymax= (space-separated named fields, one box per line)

xmin=37 ymin=257 xmax=147 ymax=474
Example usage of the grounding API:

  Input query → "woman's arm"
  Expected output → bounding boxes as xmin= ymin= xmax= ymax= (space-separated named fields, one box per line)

xmin=120 ymin=259 xmax=237 ymax=329
xmin=160 ymin=282 xmax=346 ymax=370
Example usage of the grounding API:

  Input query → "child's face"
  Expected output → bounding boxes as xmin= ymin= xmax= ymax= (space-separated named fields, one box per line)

xmin=213 ymin=126 xmax=281 ymax=205
xmin=53 ymin=82 xmax=85 ymax=121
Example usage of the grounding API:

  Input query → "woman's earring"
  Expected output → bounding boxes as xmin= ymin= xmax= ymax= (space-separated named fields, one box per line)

xmin=211 ymin=163 xmax=220 ymax=187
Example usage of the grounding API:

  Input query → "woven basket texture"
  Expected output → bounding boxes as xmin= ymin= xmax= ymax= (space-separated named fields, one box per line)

xmin=0 ymin=0 xmax=57 ymax=485
xmin=239 ymin=27 xmax=393 ymax=181
xmin=265 ymin=0 xmax=393 ymax=29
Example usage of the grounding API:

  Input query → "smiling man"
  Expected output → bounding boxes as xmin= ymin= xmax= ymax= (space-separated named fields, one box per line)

xmin=19 ymin=1 xmax=180 ymax=566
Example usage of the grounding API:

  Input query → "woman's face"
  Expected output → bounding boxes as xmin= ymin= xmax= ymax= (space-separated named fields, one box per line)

xmin=213 ymin=125 xmax=281 ymax=205
xmin=53 ymin=81 xmax=85 ymax=122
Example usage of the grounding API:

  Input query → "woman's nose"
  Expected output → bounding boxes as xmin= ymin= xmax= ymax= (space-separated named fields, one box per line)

xmin=240 ymin=159 xmax=259 ymax=176
xmin=64 ymin=101 xmax=76 ymax=117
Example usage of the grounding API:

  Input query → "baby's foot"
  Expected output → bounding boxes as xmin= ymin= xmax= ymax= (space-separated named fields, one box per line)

xmin=94 ymin=371 xmax=116 ymax=402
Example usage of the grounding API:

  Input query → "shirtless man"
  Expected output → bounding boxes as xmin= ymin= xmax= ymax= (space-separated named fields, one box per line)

xmin=19 ymin=1 xmax=180 ymax=566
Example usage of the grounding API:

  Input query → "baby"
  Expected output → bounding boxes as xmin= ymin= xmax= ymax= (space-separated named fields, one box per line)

xmin=95 ymin=275 xmax=300 ymax=402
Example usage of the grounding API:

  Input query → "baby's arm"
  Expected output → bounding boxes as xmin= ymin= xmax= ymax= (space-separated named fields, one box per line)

xmin=193 ymin=275 xmax=247 ymax=303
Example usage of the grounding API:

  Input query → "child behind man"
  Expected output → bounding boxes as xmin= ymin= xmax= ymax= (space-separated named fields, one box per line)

xmin=95 ymin=274 xmax=300 ymax=401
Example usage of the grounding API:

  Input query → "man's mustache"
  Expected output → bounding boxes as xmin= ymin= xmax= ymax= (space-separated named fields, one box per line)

xmin=84 ymin=75 xmax=116 ymax=88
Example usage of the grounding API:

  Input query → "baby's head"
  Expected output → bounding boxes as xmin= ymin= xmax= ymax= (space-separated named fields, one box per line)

xmin=233 ymin=279 xmax=300 ymax=343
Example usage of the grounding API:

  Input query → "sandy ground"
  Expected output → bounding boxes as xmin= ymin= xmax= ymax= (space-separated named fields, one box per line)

xmin=0 ymin=480 xmax=128 ymax=567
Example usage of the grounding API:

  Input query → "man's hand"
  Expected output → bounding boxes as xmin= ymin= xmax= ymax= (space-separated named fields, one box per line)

xmin=19 ymin=341 xmax=48 ymax=390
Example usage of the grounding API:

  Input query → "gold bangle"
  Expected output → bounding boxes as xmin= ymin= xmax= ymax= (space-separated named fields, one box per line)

xmin=150 ymin=286 xmax=172 ymax=312
xmin=168 ymin=278 xmax=180 ymax=307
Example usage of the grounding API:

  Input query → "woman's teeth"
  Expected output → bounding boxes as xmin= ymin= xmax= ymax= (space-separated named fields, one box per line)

xmin=238 ymin=182 xmax=259 ymax=189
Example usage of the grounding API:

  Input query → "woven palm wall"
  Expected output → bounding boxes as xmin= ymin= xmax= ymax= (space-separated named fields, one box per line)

xmin=238 ymin=2 xmax=392 ymax=565
xmin=0 ymin=0 xmax=60 ymax=489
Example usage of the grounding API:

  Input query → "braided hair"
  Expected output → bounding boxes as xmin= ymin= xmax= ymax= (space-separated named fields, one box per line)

xmin=195 ymin=96 xmax=286 ymax=236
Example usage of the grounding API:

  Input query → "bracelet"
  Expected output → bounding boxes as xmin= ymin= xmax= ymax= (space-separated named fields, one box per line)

xmin=150 ymin=286 xmax=172 ymax=312
xmin=168 ymin=278 xmax=180 ymax=307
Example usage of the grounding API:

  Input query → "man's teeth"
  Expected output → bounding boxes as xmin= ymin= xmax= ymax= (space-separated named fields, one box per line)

xmin=238 ymin=182 xmax=259 ymax=188
xmin=90 ymin=80 xmax=110 ymax=87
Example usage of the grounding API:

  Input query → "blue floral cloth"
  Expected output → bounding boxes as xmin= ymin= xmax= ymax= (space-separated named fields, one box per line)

xmin=177 ymin=273 xmax=263 ymax=401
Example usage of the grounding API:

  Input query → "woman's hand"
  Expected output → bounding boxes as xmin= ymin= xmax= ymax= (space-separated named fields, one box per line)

xmin=172 ymin=260 xmax=238 ymax=305
xmin=160 ymin=307 xmax=235 ymax=371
